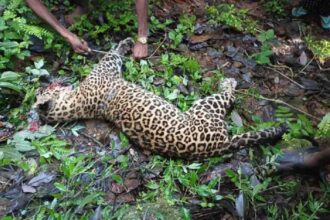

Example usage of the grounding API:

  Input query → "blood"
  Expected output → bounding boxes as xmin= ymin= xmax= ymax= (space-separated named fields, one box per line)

xmin=28 ymin=120 xmax=40 ymax=132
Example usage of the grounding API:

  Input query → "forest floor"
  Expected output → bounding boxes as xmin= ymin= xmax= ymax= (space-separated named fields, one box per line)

xmin=1 ymin=0 xmax=330 ymax=219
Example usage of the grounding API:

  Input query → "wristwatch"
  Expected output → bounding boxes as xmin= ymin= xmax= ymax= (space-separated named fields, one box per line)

xmin=137 ymin=36 xmax=148 ymax=44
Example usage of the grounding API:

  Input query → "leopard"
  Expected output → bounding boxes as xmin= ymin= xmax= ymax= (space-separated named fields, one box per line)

xmin=32 ymin=38 xmax=287 ymax=160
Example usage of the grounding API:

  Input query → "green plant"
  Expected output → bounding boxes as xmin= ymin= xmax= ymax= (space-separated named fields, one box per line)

xmin=70 ymin=0 xmax=137 ymax=43
xmin=168 ymin=15 xmax=196 ymax=48
xmin=141 ymin=156 xmax=225 ymax=208
xmin=200 ymin=70 xmax=224 ymax=95
xmin=275 ymin=106 xmax=316 ymax=141
xmin=286 ymin=194 xmax=328 ymax=220
xmin=263 ymin=0 xmax=289 ymax=17
xmin=226 ymin=169 xmax=270 ymax=205
xmin=0 ymin=71 xmax=23 ymax=93
xmin=150 ymin=16 xmax=173 ymax=33
xmin=206 ymin=4 xmax=258 ymax=34
xmin=316 ymin=113 xmax=330 ymax=138
xmin=0 ymin=125 xmax=56 ymax=168
xmin=60 ymin=155 xmax=90 ymax=179
xmin=124 ymin=52 xmax=203 ymax=111
xmin=33 ymin=135 xmax=73 ymax=163
xmin=305 ymin=35 xmax=330 ymax=63
xmin=25 ymin=59 xmax=50 ymax=77
xmin=251 ymin=29 xmax=275 ymax=64
xmin=0 ymin=0 xmax=53 ymax=70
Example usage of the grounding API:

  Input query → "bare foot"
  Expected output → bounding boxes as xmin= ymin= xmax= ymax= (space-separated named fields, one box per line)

xmin=65 ymin=6 xmax=87 ymax=25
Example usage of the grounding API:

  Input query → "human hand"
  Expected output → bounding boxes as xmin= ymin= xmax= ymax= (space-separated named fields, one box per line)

xmin=65 ymin=33 xmax=90 ymax=54
xmin=132 ymin=42 xmax=148 ymax=60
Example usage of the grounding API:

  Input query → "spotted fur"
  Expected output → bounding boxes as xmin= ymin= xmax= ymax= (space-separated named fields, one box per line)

xmin=33 ymin=38 xmax=287 ymax=160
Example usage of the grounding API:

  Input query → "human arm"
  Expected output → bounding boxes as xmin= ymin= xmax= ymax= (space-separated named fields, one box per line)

xmin=133 ymin=0 xmax=148 ymax=59
xmin=25 ymin=0 xmax=90 ymax=53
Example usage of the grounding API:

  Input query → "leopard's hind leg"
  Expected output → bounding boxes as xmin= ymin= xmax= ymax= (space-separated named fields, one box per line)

xmin=88 ymin=38 xmax=134 ymax=78
xmin=188 ymin=78 xmax=237 ymax=120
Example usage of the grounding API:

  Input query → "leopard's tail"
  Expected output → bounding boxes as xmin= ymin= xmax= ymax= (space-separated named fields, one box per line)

xmin=228 ymin=124 xmax=288 ymax=150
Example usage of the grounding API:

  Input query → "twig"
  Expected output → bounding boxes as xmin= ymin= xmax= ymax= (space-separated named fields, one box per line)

xmin=266 ymin=66 xmax=305 ymax=89
xmin=272 ymin=63 xmax=295 ymax=77
xmin=236 ymin=90 xmax=321 ymax=122
xmin=217 ymin=61 xmax=230 ymax=69
xmin=316 ymin=60 xmax=330 ymax=72
xmin=142 ymin=208 xmax=150 ymax=220
xmin=80 ymin=131 xmax=104 ymax=147
xmin=147 ymin=33 xmax=167 ymax=59
xmin=299 ymin=56 xmax=314 ymax=74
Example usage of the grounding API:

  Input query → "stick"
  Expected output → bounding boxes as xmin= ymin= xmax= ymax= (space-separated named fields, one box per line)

xmin=147 ymin=33 xmax=167 ymax=59
xmin=266 ymin=66 xmax=305 ymax=89
xmin=236 ymin=90 xmax=321 ymax=122
xmin=299 ymin=56 xmax=314 ymax=74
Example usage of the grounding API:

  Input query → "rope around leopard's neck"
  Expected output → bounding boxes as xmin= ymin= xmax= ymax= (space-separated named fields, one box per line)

xmin=91 ymin=49 xmax=131 ymax=60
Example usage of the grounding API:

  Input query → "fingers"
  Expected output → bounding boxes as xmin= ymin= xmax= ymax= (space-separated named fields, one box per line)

xmin=132 ymin=42 xmax=148 ymax=60
xmin=81 ymin=39 xmax=91 ymax=52
xmin=68 ymin=34 xmax=90 ymax=54
xmin=73 ymin=40 xmax=90 ymax=54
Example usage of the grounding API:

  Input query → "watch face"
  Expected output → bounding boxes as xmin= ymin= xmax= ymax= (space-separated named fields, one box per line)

xmin=138 ymin=37 xmax=147 ymax=44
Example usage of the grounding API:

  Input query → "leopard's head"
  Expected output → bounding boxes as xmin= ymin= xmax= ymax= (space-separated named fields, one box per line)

xmin=32 ymin=82 xmax=73 ymax=122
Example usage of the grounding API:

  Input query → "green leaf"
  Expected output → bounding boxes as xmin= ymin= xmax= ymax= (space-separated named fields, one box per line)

xmin=0 ymin=81 xmax=22 ymax=93
xmin=317 ymin=113 xmax=330 ymax=138
xmin=258 ymin=29 xmax=274 ymax=42
xmin=12 ymin=130 xmax=36 ymax=152
xmin=30 ymin=69 xmax=40 ymax=76
xmin=215 ymin=194 xmax=223 ymax=200
xmin=119 ymin=132 xmax=129 ymax=147
xmin=145 ymin=182 xmax=160 ymax=190
xmin=186 ymin=163 xmax=202 ymax=170
xmin=165 ymin=89 xmax=179 ymax=100
xmin=112 ymin=174 xmax=123 ymax=184
xmin=10 ymin=125 xmax=55 ymax=152
xmin=71 ymin=124 xmax=85 ymax=137
xmin=38 ymin=69 xmax=49 ymax=76
xmin=0 ymin=17 xmax=7 ymax=31
xmin=54 ymin=182 xmax=68 ymax=192
xmin=0 ymin=146 xmax=22 ymax=161
xmin=181 ymin=208 xmax=191 ymax=220
xmin=0 ymin=71 xmax=21 ymax=81
xmin=34 ymin=59 xmax=44 ymax=69
xmin=76 ymin=193 xmax=101 ymax=211
xmin=0 ymin=41 xmax=19 ymax=48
